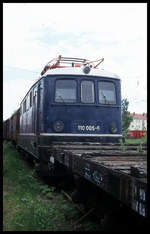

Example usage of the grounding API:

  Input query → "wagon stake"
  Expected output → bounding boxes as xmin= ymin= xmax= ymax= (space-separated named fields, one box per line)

xmin=72 ymin=207 xmax=95 ymax=228
xmin=61 ymin=189 xmax=72 ymax=202
xmin=61 ymin=190 xmax=84 ymax=214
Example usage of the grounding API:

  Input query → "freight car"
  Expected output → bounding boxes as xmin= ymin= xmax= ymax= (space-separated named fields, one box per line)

xmin=3 ymin=56 xmax=147 ymax=222
xmin=3 ymin=118 xmax=10 ymax=140
xmin=3 ymin=108 xmax=20 ymax=144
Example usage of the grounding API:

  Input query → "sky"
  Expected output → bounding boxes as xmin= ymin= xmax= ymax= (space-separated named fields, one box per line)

xmin=3 ymin=3 xmax=147 ymax=120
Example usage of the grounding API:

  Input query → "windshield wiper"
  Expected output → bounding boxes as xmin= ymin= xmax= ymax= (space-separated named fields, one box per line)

xmin=101 ymin=91 xmax=109 ymax=104
xmin=58 ymin=95 xmax=67 ymax=104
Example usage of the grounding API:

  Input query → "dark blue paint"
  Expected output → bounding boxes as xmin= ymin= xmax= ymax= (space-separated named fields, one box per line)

xmin=43 ymin=75 xmax=122 ymax=136
xmin=19 ymin=73 xmax=122 ymax=146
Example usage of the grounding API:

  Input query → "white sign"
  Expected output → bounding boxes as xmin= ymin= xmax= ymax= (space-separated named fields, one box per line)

xmin=78 ymin=125 xmax=100 ymax=131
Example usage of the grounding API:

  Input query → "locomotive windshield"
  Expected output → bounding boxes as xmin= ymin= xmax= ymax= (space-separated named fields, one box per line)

xmin=98 ymin=81 xmax=116 ymax=104
xmin=54 ymin=78 xmax=117 ymax=105
xmin=55 ymin=79 xmax=77 ymax=103
xmin=81 ymin=80 xmax=95 ymax=103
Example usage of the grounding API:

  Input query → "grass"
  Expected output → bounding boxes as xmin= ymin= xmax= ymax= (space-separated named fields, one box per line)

xmin=3 ymin=141 xmax=101 ymax=231
xmin=125 ymin=136 xmax=147 ymax=144
xmin=119 ymin=136 xmax=147 ymax=152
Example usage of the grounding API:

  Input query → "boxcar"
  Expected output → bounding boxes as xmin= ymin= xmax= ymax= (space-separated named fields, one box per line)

xmin=11 ymin=108 xmax=20 ymax=144
xmin=3 ymin=109 xmax=20 ymax=143
xmin=9 ymin=116 xmax=13 ymax=140
xmin=3 ymin=119 xmax=10 ymax=140
xmin=3 ymin=120 xmax=7 ymax=140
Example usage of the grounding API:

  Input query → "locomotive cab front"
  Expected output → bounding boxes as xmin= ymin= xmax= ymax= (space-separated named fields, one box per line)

xmin=41 ymin=67 xmax=122 ymax=143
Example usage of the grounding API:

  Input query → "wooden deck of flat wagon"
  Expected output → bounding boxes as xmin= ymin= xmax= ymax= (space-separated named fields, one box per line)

xmin=39 ymin=142 xmax=147 ymax=217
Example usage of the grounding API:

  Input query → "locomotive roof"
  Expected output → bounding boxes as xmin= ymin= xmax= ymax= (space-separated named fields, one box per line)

xmin=41 ymin=67 xmax=120 ymax=79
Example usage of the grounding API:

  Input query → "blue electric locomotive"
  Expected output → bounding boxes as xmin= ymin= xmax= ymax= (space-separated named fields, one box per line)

xmin=17 ymin=56 xmax=122 ymax=159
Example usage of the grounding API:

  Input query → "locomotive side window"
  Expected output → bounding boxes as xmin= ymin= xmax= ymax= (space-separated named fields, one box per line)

xmin=98 ymin=81 xmax=116 ymax=104
xmin=30 ymin=91 xmax=32 ymax=107
xmin=21 ymin=105 xmax=23 ymax=114
xmin=23 ymin=99 xmax=26 ymax=113
xmin=81 ymin=80 xmax=95 ymax=103
xmin=26 ymin=95 xmax=30 ymax=111
xmin=55 ymin=79 xmax=77 ymax=103
xmin=33 ymin=87 xmax=36 ymax=105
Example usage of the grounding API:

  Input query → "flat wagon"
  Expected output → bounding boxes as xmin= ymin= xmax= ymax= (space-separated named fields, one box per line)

xmin=45 ymin=141 xmax=147 ymax=217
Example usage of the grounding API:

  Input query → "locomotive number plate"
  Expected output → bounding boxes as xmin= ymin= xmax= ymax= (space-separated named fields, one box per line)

xmin=78 ymin=125 xmax=100 ymax=131
xmin=73 ymin=120 xmax=102 ymax=133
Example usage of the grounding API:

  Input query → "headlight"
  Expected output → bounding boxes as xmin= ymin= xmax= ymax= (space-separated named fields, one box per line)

xmin=83 ymin=66 xmax=91 ymax=74
xmin=110 ymin=123 xmax=118 ymax=133
xmin=53 ymin=120 xmax=64 ymax=132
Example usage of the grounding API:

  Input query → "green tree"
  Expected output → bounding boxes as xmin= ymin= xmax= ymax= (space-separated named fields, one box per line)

xmin=121 ymin=98 xmax=133 ymax=138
